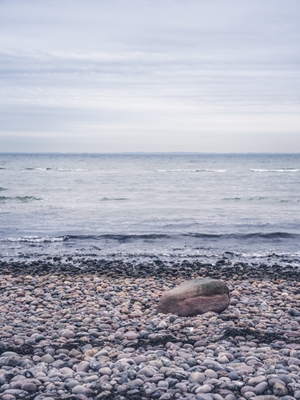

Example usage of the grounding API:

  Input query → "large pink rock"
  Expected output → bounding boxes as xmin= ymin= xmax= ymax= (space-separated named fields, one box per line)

xmin=157 ymin=278 xmax=230 ymax=317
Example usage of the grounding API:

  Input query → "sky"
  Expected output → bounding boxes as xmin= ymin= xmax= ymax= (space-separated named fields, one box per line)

xmin=0 ymin=0 xmax=299 ymax=153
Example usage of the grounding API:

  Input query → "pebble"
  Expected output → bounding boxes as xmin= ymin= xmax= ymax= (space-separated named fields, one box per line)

xmin=0 ymin=256 xmax=299 ymax=399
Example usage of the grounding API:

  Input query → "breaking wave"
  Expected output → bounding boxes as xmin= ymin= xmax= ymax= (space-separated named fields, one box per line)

xmin=0 ymin=196 xmax=42 ymax=203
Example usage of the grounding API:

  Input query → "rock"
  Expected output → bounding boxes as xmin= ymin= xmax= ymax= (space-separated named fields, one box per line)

xmin=59 ymin=329 xmax=74 ymax=338
xmin=40 ymin=354 xmax=54 ymax=364
xmin=124 ymin=331 xmax=138 ymax=340
xmin=72 ymin=385 xmax=94 ymax=397
xmin=76 ymin=361 xmax=90 ymax=373
xmin=138 ymin=366 xmax=157 ymax=377
xmin=99 ymin=367 xmax=112 ymax=376
xmin=248 ymin=376 xmax=266 ymax=386
xmin=4 ymin=355 xmax=21 ymax=367
xmin=253 ymin=381 xmax=268 ymax=395
xmin=21 ymin=382 xmax=38 ymax=393
xmin=157 ymin=278 xmax=230 ymax=316
xmin=189 ymin=372 xmax=206 ymax=384
xmin=251 ymin=397 xmax=278 ymax=400
xmin=272 ymin=381 xmax=288 ymax=396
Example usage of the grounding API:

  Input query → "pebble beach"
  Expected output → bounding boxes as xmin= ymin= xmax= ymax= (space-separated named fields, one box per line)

xmin=0 ymin=256 xmax=300 ymax=400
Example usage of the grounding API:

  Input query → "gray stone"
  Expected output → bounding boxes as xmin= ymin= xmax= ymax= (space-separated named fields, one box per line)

xmin=253 ymin=382 xmax=268 ymax=395
xmin=205 ymin=369 xmax=218 ymax=379
xmin=138 ymin=367 xmax=157 ymax=377
xmin=1 ymin=394 xmax=16 ymax=400
xmin=0 ymin=352 xmax=18 ymax=357
xmin=72 ymin=384 xmax=94 ymax=397
xmin=189 ymin=372 xmax=206 ymax=384
xmin=243 ymin=393 xmax=256 ymax=400
xmin=99 ymin=367 xmax=112 ymax=376
xmin=40 ymin=354 xmax=54 ymax=364
xmin=76 ymin=361 xmax=90 ymax=373
xmin=195 ymin=384 xmax=214 ymax=393
xmin=20 ymin=382 xmax=38 ymax=393
xmin=272 ymin=381 xmax=288 ymax=396
xmin=5 ymin=355 xmax=21 ymax=367
xmin=294 ymin=391 xmax=300 ymax=399
xmin=59 ymin=329 xmax=74 ymax=338
xmin=196 ymin=395 xmax=214 ymax=400
xmin=248 ymin=376 xmax=266 ymax=386
xmin=66 ymin=379 xmax=80 ymax=390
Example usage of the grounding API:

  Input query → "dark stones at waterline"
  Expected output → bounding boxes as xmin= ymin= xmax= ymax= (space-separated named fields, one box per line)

xmin=0 ymin=256 xmax=299 ymax=281
xmin=157 ymin=278 xmax=230 ymax=316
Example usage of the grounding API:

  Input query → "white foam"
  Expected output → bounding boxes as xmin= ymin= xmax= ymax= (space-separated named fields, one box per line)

xmin=0 ymin=236 xmax=65 ymax=243
xmin=251 ymin=168 xmax=299 ymax=173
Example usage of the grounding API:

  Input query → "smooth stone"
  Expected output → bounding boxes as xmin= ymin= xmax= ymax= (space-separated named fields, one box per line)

xmin=124 ymin=331 xmax=138 ymax=340
xmin=4 ymin=356 xmax=21 ymax=367
xmin=138 ymin=367 xmax=157 ymax=377
xmin=72 ymin=385 xmax=94 ymax=397
xmin=196 ymin=394 xmax=214 ymax=400
xmin=59 ymin=367 xmax=74 ymax=378
xmin=76 ymin=361 xmax=90 ymax=373
xmin=251 ymin=397 xmax=279 ymax=400
xmin=1 ymin=394 xmax=16 ymax=400
xmin=248 ymin=376 xmax=266 ymax=386
xmin=205 ymin=369 xmax=218 ymax=379
xmin=40 ymin=354 xmax=54 ymax=364
xmin=195 ymin=384 xmax=213 ymax=393
xmin=90 ymin=361 xmax=101 ymax=371
xmin=272 ymin=381 xmax=288 ymax=396
xmin=67 ymin=379 xmax=80 ymax=390
xmin=189 ymin=372 xmax=206 ymax=384
xmin=243 ymin=392 xmax=256 ymax=400
xmin=0 ymin=352 xmax=18 ymax=357
xmin=99 ymin=367 xmax=112 ymax=376
xmin=253 ymin=382 xmax=268 ymax=395
xmin=20 ymin=382 xmax=38 ymax=393
xmin=59 ymin=329 xmax=74 ymax=338
xmin=157 ymin=278 xmax=230 ymax=316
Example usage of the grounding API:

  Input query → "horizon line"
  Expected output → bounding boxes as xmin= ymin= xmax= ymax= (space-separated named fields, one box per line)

xmin=0 ymin=151 xmax=300 ymax=156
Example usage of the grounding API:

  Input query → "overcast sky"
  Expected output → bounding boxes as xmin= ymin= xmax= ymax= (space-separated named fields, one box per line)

xmin=0 ymin=0 xmax=299 ymax=152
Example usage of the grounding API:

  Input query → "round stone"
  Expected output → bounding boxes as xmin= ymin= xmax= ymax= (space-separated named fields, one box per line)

xmin=40 ymin=354 xmax=54 ymax=364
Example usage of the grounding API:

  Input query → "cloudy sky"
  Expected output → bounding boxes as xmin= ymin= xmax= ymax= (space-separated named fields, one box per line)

xmin=0 ymin=0 xmax=299 ymax=152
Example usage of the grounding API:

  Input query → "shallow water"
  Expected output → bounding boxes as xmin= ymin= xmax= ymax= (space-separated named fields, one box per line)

xmin=0 ymin=153 xmax=299 ymax=259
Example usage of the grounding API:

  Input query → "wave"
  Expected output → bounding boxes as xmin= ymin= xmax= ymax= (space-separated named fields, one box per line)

xmin=99 ymin=197 xmax=128 ymax=201
xmin=186 ymin=232 xmax=298 ymax=240
xmin=155 ymin=169 xmax=226 ymax=173
xmin=223 ymin=196 xmax=293 ymax=202
xmin=58 ymin=168 xmax=87 ymax=172
xmin=0 ymin=187 xmax=7 ymax=191
xmin=0 ymin=196 xmax=42 ymax=203
xmin=67 ymin=234 xmax=171 ymax=241
xmin=248 ymin=196 xmax=267 ymax=201
xmin=222 ymin=197 xmax=241 ymax=201
xmin=0 ymin=236 xmax=67 ymax=243
xmin=25 ymin=167 xmax=52 ymax=171
xmin=64 ymin=232 xmax=299 ymax=242
xmin=22 ymin=168 xmax=87 ymax=172
xmin=251 ymin=168 xmax=299 ymax=173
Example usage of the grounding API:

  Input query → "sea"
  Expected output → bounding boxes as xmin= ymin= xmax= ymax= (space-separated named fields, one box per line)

xmin=0 ymin=153 xmax=300 ymax=263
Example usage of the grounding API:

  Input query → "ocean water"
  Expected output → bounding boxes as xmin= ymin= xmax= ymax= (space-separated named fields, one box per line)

xmin=0 ymin=153 xmax=300 ymax=260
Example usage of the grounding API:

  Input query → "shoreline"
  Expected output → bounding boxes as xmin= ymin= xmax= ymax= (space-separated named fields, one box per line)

xmin=1 ymin=255 xmax=300 ymax=282
xmin=0 ymin=258 xmax=300 ymax=399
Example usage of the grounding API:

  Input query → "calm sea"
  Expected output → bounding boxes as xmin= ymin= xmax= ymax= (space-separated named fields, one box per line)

xmin=0 ymin=153 xmax=299 ymax=260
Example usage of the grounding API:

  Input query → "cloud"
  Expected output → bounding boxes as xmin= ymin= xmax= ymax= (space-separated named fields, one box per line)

xmin=0 ymin=0 xmax=299 ymax=152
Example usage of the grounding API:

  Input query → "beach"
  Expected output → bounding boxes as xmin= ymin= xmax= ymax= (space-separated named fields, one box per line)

xmin=1 ymin=256 xmax=300 ymax=400
xmin=1 ymin=152 xmax=300 ymax=399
